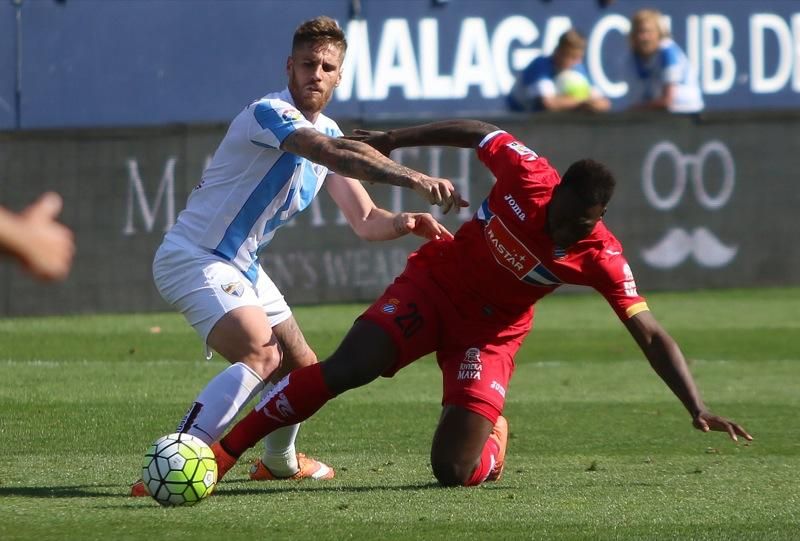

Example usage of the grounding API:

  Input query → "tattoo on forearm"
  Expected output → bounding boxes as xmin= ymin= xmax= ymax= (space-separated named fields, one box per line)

xmin=314 ymin=137 xmax=417 ymax=187
xmin=287 ymin=132 xmax=420 ymax=187
xmin=300 ymin=137 xmax=325 ymax=165
xmin=330 ymin=138 xmax=418 ymax=187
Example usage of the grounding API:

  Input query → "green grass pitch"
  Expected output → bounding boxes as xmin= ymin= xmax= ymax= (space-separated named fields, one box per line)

xmin=1 ymin=287 xmax=798 ymax=540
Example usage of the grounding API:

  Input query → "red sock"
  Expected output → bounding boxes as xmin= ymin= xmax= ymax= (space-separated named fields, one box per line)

xmin=464 ymin=435 xmax=500 ymax=486
xmin=221 ymin=363 xmax=334 ymax=457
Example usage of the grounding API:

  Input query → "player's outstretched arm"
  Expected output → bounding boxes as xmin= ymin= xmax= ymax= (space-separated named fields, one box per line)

xmin=623 ymin=310 xmax=753 ymax=442
xmin=283 ymin=128 xmax=467 ymax=213
xmin=325 ymin=173 xmax=453 ymax=242
xmin=350 ymin=119 xmax=501 ymax=153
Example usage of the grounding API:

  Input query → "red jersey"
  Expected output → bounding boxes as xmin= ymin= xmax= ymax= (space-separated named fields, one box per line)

xmin=407 ymin=130 xmax=648 ymax=327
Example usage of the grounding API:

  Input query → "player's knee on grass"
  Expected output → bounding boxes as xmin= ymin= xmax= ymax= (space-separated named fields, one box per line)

xmin=430 ymin=456 xmax=477 ymax=487
xmin=430 ymin=405 xmax=495 ymax=486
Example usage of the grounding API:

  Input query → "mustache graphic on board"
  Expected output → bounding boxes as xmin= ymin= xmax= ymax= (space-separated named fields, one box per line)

xmin=641 ymin=227 xmax=738 ymax=269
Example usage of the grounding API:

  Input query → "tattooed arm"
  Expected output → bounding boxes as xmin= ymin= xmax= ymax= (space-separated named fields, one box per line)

xmin=281 ymin=128 xmax=467 ymax=213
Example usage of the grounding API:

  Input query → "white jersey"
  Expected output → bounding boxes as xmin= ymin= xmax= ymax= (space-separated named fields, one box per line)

xmin=627 ymin=38 xmax=704 ymax=113
xmin=166 ymin=88 xmax=342 ymax=282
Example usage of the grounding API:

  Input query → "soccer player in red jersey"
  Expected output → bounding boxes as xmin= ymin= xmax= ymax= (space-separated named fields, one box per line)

xmin=211 ymin=119 xmax=752 ymax=487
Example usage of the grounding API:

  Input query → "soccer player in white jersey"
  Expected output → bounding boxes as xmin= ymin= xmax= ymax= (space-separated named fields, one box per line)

xmin=131 ymin=16 xmax=466 ymax=496
xmin=627 ymin=9 xmax=704 ymax=113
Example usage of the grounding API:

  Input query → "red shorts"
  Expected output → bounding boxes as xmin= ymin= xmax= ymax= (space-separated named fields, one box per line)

xmin=359 ymin=271 xmax=529 ymax=423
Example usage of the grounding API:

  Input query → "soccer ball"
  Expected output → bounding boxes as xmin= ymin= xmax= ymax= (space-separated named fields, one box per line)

xmin=141 ymin=432 xmax=218 ymax=506
xmin=555 ymin=70 xmax=591 ymax=101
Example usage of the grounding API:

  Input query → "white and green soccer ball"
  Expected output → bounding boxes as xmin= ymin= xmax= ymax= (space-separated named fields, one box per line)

xmin=141 ymin=432 xmax=218 ymax=506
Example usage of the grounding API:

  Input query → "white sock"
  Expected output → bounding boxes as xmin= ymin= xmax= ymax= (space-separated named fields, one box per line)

xmin=259 ymin=382 xmax=301 ymax=476
xmin=177 ymin=362 xmax=264 ymax=444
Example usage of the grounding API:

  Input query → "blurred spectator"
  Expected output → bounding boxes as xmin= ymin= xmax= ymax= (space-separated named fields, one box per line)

xmin=0 ymin=192 xmax=74 ymax=281
xmin=627 ymin=8 xmax=704 ymax=113
xmin=508 ymin=30 xmax=610 ymax=113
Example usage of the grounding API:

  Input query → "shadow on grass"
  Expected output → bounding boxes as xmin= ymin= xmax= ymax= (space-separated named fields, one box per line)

xmin=213 ymin=479 xmax=523 ymax=497
xmin=217 ymin=481 xmax=440 ymax=497
xmin=0 ymin=484 xmax=120 ymax=498
xmin=0 ymin=479 xmax=517 ymax=500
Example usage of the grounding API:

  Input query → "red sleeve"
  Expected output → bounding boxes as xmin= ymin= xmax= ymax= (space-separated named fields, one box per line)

xmin=476 ymin=131 xmax=548 ymax=191
xmin=590 ymin=247 xmax=649 ymax=321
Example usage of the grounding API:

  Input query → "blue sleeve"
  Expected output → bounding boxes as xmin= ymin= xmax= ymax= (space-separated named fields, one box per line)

xmin=522 ymin=57 xmax=553 ymax=86
xmin=250 ymin=100 xmax=313 ymax=148
xmin=660 ymin=44 xmax=688 ymax=85
xmin=660 ymin=45 xmax=680 ymax=69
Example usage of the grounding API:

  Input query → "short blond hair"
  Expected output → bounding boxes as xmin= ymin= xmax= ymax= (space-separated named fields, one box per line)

xmin=630 ymin=9 xmax=670 ymax=40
